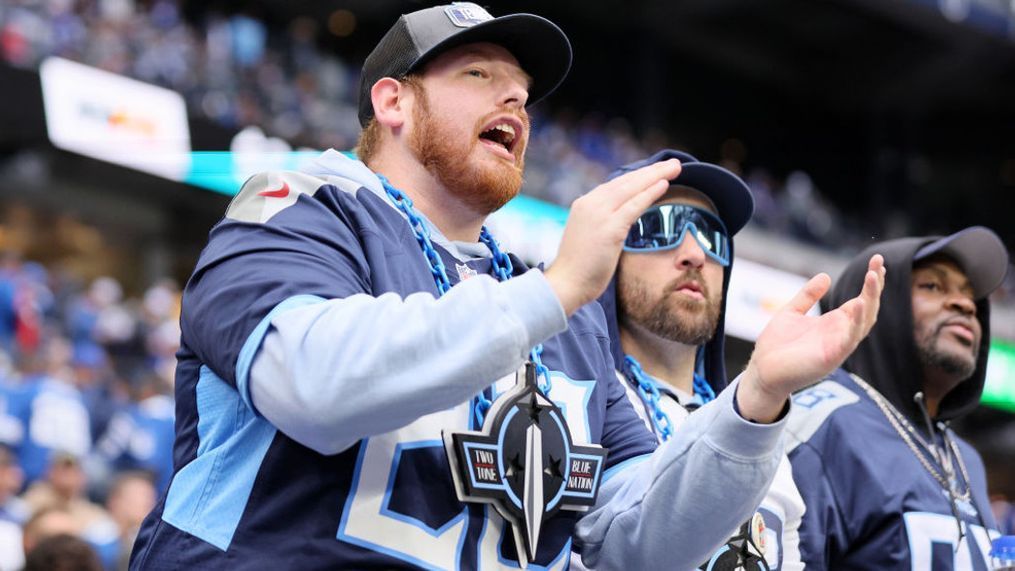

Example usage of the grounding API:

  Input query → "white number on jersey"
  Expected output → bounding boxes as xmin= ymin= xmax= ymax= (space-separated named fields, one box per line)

xmin=903 ymin=511 xmax=999 ymax=570
xmin=338 ymin=372 xmax=594 ymax=570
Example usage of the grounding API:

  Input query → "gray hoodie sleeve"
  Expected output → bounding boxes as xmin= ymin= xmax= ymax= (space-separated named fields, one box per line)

xmin=247 ymin=269 xmax=567 ymax=455
xmin=576 ymin=377 xmax=787 ymax=569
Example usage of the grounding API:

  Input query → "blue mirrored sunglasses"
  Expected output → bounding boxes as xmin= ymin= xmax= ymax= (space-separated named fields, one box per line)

xmin=624 ymin=203 xmax=731 ymax=266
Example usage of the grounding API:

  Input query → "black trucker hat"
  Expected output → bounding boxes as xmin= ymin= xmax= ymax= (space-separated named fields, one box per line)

xmin=914 ymin=226 xmax=1009 ymax=300
xmin=608 ymin=149 xmax=755 ymax=235
xmin=357 ymin=2 xmax=572 ymax=126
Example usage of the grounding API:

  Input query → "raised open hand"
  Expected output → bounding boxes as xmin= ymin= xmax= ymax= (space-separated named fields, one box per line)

xmin=737 ymin=254 xmax=886 ymax=422
xmin=545 ymin=158 xmax=681 ymax=315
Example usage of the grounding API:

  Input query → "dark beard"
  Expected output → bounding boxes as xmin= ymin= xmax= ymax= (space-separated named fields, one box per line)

xmin=916 ymin=326 xmax=978 ymax=380
xmin=618 ymin=269 xmax=722 ymax=346
xmin=408 ymin=84 xmax=524 ymax=215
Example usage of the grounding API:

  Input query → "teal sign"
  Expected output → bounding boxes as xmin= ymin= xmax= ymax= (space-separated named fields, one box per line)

xmin=984 ymin=340 xmax=1015 ymax=413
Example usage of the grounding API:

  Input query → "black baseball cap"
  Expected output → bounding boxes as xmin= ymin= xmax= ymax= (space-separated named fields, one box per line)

xmin=357 ymin=2 xmax=572 ymax=127
xmin=608 ymin=149 xmax=755 ymax=235
xmin=914 ymin=226 xmax=1009 ymax=300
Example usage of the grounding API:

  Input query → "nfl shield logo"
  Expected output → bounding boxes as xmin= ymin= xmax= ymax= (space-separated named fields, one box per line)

xmin=456 ymin=263 xmax=479 ymax=281
xmin=444 ymin=3 xmax=493 ymax=28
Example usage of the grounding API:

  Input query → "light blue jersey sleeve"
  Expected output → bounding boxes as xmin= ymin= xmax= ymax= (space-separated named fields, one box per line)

xmin=575 ymin=377 xmax=787 ymax=569
xmin=247 ymin=269 xmax=567 ymax=455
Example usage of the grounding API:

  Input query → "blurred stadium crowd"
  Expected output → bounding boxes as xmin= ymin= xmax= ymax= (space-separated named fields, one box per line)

xmin=0 ymin=252 xmax=176 ymax=570
xmin=0 ymin=0 xmax=1013 ymax=568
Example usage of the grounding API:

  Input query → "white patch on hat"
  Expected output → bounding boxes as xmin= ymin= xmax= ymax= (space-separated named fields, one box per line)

xmin=444 ymin=3 xmax=493 ymax=28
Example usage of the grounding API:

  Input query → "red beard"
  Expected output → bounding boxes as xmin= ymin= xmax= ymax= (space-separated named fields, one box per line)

xmin=408 ymin=85 xmax=526 ymax=216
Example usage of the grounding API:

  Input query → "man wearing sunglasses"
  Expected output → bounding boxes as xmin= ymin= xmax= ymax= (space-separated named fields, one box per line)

xmin=595 ymin=149 xmax=805 ymax=570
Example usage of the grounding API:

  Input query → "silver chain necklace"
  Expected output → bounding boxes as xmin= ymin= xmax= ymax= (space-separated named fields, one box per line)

xmin=852 ymin=375 xmax=972 ymax=501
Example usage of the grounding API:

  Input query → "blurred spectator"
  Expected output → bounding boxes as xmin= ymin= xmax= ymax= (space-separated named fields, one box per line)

xmin=0 ymin=445 xmax=26 ymax=571
xmin=25 ymin=453 xmax=95 ymax=522
xmin=105 ymin=471 xmax=155 ymax=570
xmin=138 ymin=280 xmax=180 ymax=375
xmin=0 ymin=253 xmax=21 ymax=354
xmin=744 ymin=167 xmax=785 ymax=231
xmin=13 ymin=262 xmax=51 ymax=357
xmin=71 ymin=342 xmax=123 ymax=444
xmin=783 ymin=170 xmax=839 ymax=244
xmin=0 ymin=445 xmax=26 ymax=515
xmin=24 ymin=533 xmax=102 ymax=571
xmin=0 ymin=253 xmax=52 ymax=358
xmin=23 ymin=452 xmax=119 ymax=568
xmin=21 ymin=506 xmax=79 ymax=556
xmin=993 ymin=494 xmax=1015 ymax=535
xmin=1 ymin=337 xmax=91 ymax=484
xmin=67 ymin=277 xmax=135 ymax=350
xmin=230 ymin=14 xmax=266 ymax=69
xmin=93 ymin=371 xmax=174 ymax=493
xmin=64 ymin=277 xmax=139 ymax=441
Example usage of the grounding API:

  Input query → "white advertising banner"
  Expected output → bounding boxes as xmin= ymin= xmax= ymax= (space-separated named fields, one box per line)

xmin=725 ymin=257 xmax=818 ymax=341
xmin=39 ymin=57 xmax=191 ymax=180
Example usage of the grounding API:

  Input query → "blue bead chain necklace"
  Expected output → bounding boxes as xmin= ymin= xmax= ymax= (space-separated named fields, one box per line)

xmin=378 ymin=174 xmax=552 ymax=426
xmin=623 ymin=354 xmax=715 ymax=442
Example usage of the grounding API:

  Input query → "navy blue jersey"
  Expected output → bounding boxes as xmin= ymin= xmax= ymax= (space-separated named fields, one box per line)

xmin=129 ymin=158 xmax=657 ymax=570
xmin=787 ymin=369 xmax=999 ymax=570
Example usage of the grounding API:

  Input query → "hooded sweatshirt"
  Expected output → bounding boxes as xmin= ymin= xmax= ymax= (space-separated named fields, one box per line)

xmin=823 ymin=237 xmax=991 ymax=425
xmin=787 ymin=237 xmax=999 ymax=570
xmin=596 ymin=194 xmax=806 ymax=569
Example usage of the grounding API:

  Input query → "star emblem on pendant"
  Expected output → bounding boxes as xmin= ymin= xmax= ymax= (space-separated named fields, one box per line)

xmin=444 ymin=363 xmax=608 ymax=568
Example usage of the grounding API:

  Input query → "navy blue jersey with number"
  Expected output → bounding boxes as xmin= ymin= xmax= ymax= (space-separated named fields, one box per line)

xmin=128 ymin=154 xmax=657 ymax=570
xmin=787 ymin=369 xmax=999 ymax=570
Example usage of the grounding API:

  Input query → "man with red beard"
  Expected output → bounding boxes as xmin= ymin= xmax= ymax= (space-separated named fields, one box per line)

xmin=787 ymin=228 xmax=1008 ymax=570
xmin=595 ymin=149 xmax=805 ymax=570
xmin=130 ymin=4 xmax=885 ymax=569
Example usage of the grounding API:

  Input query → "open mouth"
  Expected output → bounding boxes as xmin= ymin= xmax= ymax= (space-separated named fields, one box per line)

xmin=478 ymin=118 xmax=520 ymax=157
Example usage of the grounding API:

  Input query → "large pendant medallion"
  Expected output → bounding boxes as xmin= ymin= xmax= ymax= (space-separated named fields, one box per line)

xmin=444 ymin=363 xmax=608 ymax=567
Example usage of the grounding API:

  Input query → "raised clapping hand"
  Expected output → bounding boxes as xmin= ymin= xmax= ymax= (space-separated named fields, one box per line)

xmin=736 ymin=254 xmax=887 ymax=423
xmin=545 ymin=158 xmax=682 ymax=315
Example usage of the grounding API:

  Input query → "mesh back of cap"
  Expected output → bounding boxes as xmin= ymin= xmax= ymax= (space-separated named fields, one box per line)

xmin=358 ymin=17 xmax=422 ymax=126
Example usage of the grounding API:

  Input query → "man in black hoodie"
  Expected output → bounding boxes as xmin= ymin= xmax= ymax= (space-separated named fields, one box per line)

xmin=786 ymin=226 xmax=1008 ymax=569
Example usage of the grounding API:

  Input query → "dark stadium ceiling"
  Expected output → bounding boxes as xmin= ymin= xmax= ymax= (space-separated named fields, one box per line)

xmin=185 ymin=0 xmax=1015 ymax=115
